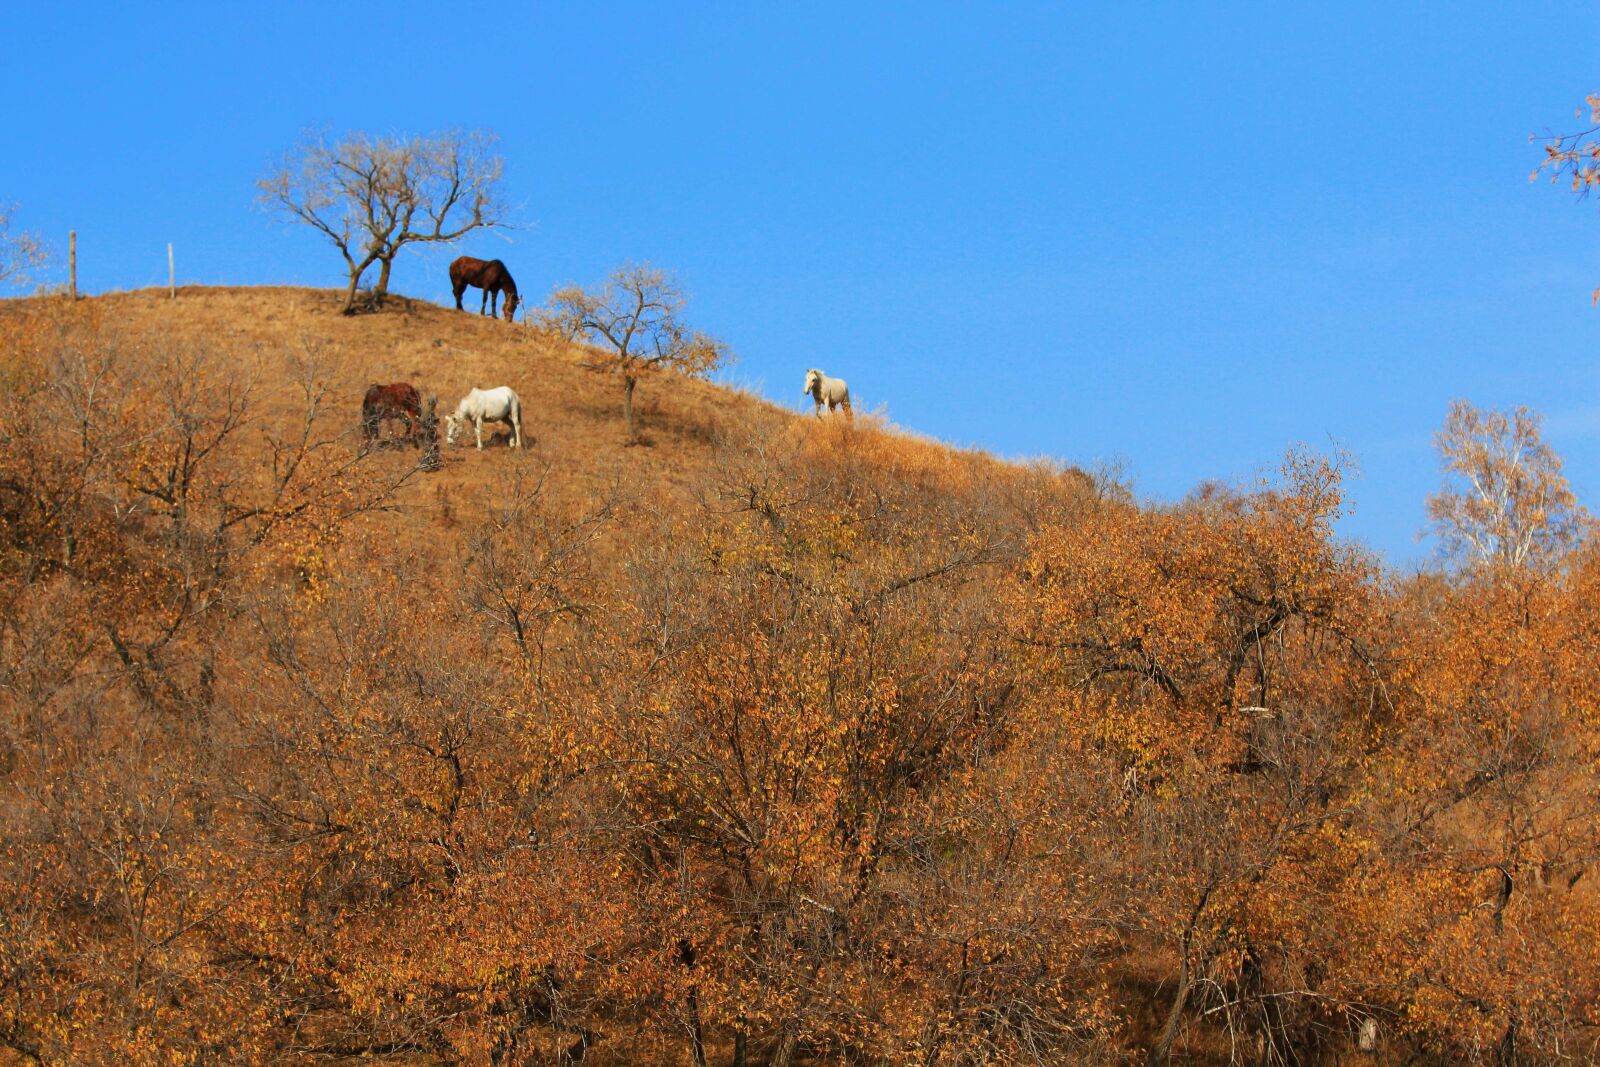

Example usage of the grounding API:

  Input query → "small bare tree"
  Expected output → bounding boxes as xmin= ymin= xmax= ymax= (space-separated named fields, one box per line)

xmin=544 ymin=264 xmax=732 ymax=443
xmin=0 ymin=204 xmax=48 ymax=288
xmin=258 ymin=130 xmax=507 ymax=313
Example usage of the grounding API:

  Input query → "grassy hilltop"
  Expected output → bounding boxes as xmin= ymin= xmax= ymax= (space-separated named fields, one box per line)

xmin=86 ymin=285 xmax=783 ymax=507
xmin=2 ymin=288 xmax=1599 ymax=1066
xmin=57 ymin=285 xmax=1044 ymax=539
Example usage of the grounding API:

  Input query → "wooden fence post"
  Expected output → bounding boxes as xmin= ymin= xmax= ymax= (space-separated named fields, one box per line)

xmin=68 ymin=230 xmax=77 ymax=300
xmin=168 ymin=243 xmax=175 ymax=298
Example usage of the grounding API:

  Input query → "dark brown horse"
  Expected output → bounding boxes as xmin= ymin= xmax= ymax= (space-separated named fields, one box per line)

xmin=361 ymin=382 xmax=423 ymax=444
xmin=449 ymin=256 xmax=519 ymax=321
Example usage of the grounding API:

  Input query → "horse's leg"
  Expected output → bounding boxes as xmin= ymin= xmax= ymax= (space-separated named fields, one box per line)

xmin=453 ymin=281 xmax=465 ymax=310
xmin=511 ymin=403 xmax=522 ymax=448
xmin=489 ymin=289 xmax=499 ymax=318
xmin=474 ymin=416 xmax=484 ymax=450
xmin=480 ymin=287 xmax=489 ymax=316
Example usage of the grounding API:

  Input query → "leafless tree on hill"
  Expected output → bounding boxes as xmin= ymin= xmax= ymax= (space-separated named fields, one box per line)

xmin=0 ymin=203 xmax=48 ymax=288
xmin=543 ymin=264 xmax=732 ymax=444
xmin=258 ymin=130 xmax=508 ymax=314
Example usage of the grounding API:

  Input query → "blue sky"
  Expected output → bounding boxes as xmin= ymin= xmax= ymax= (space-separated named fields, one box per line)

xmin=3 ymin=2 xmax=1596 ymax=564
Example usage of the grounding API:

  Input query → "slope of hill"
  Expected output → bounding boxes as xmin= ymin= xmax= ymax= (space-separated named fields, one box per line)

xmin=64 ymin=285 xmax=1051 ymax=547
xmin=0 ymin=287 xmax=1099 ymax=1065
xmin=4 ymin=288 xmax=1600 ymax=1067
xmin=97 ymin=285 xmax=783 ymax=503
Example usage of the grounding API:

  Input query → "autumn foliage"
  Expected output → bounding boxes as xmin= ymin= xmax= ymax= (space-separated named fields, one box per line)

xmin=3 ymin=293 xmax=1600 ymax=1065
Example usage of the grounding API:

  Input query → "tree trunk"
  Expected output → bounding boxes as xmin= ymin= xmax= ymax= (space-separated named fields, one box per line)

xmin=1146 ymin=970 xmax=1193 ymax=1067
xmin=374 ymin=255 xmax=394 ymax=303
xmin=557 ymin=1029 xmax=594 ymax=1063
xmin=1496 ymin=1017 xmax=1518 ymax=1065
xmin=769 ymin=1027 xmax=799 ymax=1067
xmin=343 ymin=268 xmax=363 ymax=314
xmin=686 ymin=986 xmax=708 ymax=1067
xmin=343 ymin=255 xmax=377 ymax=313
xmin=731 ymin=1028 xmax=746 ymax=1067
xmin=1148 ymin=885 xmax=1212 ymax=1066
xmin=622 ymin=374 xmax=639 ymax=443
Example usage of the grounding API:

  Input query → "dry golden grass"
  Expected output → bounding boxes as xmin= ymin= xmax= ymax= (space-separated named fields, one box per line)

xmin=3 ymin=285 xmax=1057 ymax=551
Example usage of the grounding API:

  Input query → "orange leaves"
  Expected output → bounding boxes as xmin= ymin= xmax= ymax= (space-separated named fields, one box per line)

xmin=1011 ymin=448 xmax=1373 ymax=770
xmin=11 ymin=294 xmax=1600 ymax=1062
xmin=1536 ymin=94 xmax=1600 ymax=298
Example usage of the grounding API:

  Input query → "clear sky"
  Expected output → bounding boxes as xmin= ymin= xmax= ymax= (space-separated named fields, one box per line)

xmin=3 ymin=3 xmax=1596 ymax=564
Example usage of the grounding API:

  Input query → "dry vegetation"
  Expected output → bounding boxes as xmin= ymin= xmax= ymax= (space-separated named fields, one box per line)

xmin=3 ymin=287 xmax=1599 ymax=1066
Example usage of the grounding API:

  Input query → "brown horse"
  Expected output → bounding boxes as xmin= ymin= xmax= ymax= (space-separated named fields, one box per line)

xmin=361 ymin=382 xmax=423 ymax=444
xmin=449 ymin=256 xmax=519 ymax=321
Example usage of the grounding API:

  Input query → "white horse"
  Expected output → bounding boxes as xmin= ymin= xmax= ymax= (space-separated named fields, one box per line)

xmin=803 ymin=368 xmax=852 ymax=418
xmin=444 ymin=386 xmax=524 ymax=449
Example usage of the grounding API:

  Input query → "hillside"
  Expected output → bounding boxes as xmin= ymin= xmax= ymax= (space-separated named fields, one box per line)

xmin=3 ymin=289 xmax=1600 ymax=1067
xmin=47 ymin=286 xmax=1050 ymax=550
xmin=89 ymin=285 xmax=794 ymax=513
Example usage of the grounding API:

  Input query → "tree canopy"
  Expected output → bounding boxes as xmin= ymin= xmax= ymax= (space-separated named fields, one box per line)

xmin=258 ymin=130 xmax=507 ymax=313
xmin=545 ymin=263 xmax=732 ymax=443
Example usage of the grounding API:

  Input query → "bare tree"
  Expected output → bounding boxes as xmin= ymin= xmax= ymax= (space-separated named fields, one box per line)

xmin=1427 ymin=399 xmax=1589 ymax=569
xmin=258 ymin=130 xmax=507 ymax=313
xmin=0 ymin=204 xmax=48 ymax=288
xmin=544 ymin=264 xmax=732 ymax=443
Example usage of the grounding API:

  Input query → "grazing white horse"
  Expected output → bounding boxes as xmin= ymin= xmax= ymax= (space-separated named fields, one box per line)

xmin=803 ymin=368 xmax=851 ymax=418
xmin=444 ymin=386 xmax=524 ymax=449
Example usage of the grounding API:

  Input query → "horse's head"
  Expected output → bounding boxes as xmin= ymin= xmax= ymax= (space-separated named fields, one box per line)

xmin=502 ymin=293 xmax=519 ymax=322
xmin=803 ymin=369 xmax=820 ymax=395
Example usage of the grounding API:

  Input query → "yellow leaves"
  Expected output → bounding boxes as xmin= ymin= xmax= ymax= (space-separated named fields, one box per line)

xmin=11 ymin=302 xmax=1600 ymax=1063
